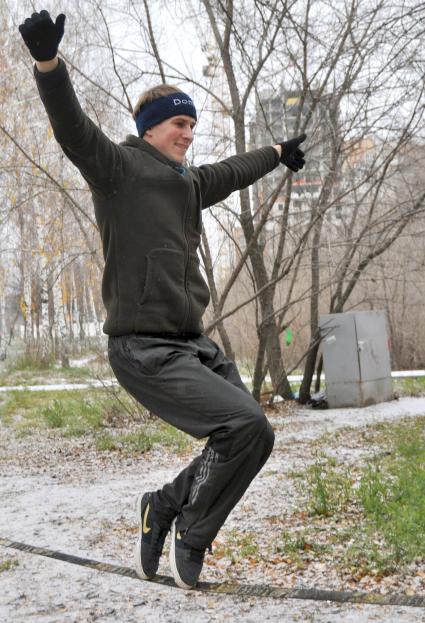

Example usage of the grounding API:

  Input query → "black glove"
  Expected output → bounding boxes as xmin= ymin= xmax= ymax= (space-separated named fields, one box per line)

xmin=18 ymin=10 xmax=66 ymax=62
xmin=279 ymin=134 xmax=306 ymax=172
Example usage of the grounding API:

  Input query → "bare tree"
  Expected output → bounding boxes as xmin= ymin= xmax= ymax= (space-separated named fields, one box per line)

xmin=2 ymin=0 xmax=424 ymax=396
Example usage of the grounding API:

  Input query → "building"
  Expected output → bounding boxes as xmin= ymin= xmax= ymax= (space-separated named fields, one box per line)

xmin=249 ymin=87 xmax=341 ymax=235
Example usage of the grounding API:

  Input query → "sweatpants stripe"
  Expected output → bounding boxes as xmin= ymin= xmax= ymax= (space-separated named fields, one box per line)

xmin=190 ymin=448 xmax=211 ymax=504
xmin=190 ymin=447 xmax=219 ymax=504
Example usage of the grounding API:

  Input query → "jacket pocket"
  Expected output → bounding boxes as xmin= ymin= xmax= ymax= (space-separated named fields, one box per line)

xmin=139 ymin=248 xmax=186 ymax=327
xmin=123 ymin=335 xmax=177 ymax=376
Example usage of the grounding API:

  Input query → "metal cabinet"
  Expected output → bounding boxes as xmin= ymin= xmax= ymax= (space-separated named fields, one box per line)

xmin=319 ymin=311 xmax=393 ymax=408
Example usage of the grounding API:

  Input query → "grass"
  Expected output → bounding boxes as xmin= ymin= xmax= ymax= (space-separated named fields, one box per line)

xmin=41 ymin=398 xmax=105 ymax=436
xmin=0 ymin=389 xmax=108 ymax=434
xmin=148 ymin=423 xmax=193 ymax=453
xmin=6 ymin=352 xmax=57 ymax=371
xmin=96 ymin=429 xmax=153 ymax=454
xmin=393 ymin=376 xmax=425 ymax=397
xmin=215 ymin=529 xmax=260 ymax=565
xmin=0 ymin=385 xmax=194 ymax=455
xmin=274 ymin=530 xmax=331 ymax=556
xmin=357 ymin=421 xmax=425 ymax=564
xmin=304 ymin=453 xmax=353 ymax=517
xmin=96 ymin=422 xmax=192 ymax=455
xmin=0 ymin=558 xmax=19 ymax=572
xmin=0 ymin=343 xmax=112 ymax=387
xmin=0 ymin=388 xmax=140 ymax=437
xmin=0 ymin=362 xmax=94 ymax=387
xmin=298 ymin=417 xmax=425 ymax=575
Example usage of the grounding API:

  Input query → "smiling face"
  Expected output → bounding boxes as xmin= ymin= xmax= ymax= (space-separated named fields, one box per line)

xmin=143 ymin=115 xmax=196 ymax=164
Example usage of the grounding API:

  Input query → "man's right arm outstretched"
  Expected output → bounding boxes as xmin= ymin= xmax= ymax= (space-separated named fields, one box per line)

xmin=19 ymin=10 xmax=124 ymax=197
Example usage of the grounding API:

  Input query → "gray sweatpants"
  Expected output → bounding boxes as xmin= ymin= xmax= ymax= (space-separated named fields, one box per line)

xmin=108 ymin=333 xmax=274 ymax=549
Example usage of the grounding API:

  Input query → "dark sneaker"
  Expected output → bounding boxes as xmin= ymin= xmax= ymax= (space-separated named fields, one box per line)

xmin=134 ymin=492 xmax=169 ymax=580
xmin=169 ymin=517 xmax=206 ymax=589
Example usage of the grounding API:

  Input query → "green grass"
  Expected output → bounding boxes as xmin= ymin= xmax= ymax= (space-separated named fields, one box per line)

xmin=7 ymin=352 xmax=57 ymax=372
xmin=0 ymin=388 xmax=148 ymax=434
xmin=0 ymin=386 xmax=194 ymax=455
xmin=0 ymin=343 xmax=113 ymax=386
xmin=96 ymin=429 xmax=153 ymax=454
xmin=0 ymin=389 xmax=107 ymax=434
xmin=274 ymin=530 xmax=331 ymax=556
xmin=357 ymin=421 xmax=425 ymax=564
xmin=216 ymin=529 xmax=260 ymax=564
xmin=96 ymin=422 xmax=192 ymax=456
xmin=149 ymin=422 xmax=193 ymax=453
xmin=41 ymin=398 xmax=105 ymax=436
xmin=393 ymin=376 xmax=425 ymax=397
xmin=0 ymin=558 xmax=19 ymax=572
xmin=304 ymin=453 xmax=353 ymax=517
xmin=0 ymin=364 xmax=94 ymax=387
xmin=299 ymin=417 xmax=425 ymax=574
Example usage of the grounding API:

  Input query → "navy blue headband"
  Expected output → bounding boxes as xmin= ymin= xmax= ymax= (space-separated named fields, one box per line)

xmin=135 ymin=92 xmax=197 ymax=137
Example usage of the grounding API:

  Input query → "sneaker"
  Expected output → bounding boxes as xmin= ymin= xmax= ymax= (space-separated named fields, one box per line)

xmin=134 ymin=492 xmax=169 ymax=580
xmin=169 ymin=517 xmax=206 ymax=589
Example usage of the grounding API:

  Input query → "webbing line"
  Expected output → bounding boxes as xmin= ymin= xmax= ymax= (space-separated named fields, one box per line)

xmin=1 ymin=537 xmax=424 ymax=608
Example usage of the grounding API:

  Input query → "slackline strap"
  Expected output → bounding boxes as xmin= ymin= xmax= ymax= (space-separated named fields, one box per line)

xmin=1 ymin=537 xmax=424 ymax=608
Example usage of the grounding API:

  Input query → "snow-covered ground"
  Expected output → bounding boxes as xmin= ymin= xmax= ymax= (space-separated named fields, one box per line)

xmin=1 ymin=397 xmax=425 ymax=622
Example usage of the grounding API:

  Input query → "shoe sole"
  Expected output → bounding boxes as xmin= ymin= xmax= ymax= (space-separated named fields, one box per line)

xmin=134 ymin=492 xmax=153 ymax=580
xmin=169 ymin=518 xmax=196 ymax=590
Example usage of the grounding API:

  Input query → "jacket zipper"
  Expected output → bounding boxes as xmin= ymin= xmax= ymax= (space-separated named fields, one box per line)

xmin=180 ymin=182 xmax=192 ymax=331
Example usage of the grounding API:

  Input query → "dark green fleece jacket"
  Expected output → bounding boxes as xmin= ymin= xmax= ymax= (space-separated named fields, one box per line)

xmin=34 ymin=60 xmax=280 ymax=336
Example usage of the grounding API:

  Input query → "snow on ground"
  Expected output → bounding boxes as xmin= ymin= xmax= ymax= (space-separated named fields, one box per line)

xmin=276 ymin=395 xmax=425 ymax=441
xmin=1 ymin=396 xmax=425 ymax=622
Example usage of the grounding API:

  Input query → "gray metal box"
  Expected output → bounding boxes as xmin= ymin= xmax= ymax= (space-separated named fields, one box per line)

xmin=319 ymin=311 xmax=393 ymax=408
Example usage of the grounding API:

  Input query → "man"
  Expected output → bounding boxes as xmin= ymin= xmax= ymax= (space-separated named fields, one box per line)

xmin=19 ymin=10 xmax=306 ymax=589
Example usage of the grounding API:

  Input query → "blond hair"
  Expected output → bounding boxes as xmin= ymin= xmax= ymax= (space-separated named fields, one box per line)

xmin=132 ymin=84 xmax=185 ymax=119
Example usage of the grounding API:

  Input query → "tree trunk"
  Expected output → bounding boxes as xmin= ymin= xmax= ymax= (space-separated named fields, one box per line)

xmin=315 ymin=354 xmax=323 ymax=393
xmin=299 ymin=213 xmax=322 ymax=404
xmin=252 ymin=329 xmax=267 ymax=401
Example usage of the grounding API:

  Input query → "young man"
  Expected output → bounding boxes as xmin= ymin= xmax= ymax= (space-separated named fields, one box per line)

xmin=19 ymin=11 xmax=306 ymax=589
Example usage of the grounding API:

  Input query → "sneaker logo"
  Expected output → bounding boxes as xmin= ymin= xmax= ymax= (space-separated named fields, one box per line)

xmin=142 ymin=503 xmax=151 ymax=534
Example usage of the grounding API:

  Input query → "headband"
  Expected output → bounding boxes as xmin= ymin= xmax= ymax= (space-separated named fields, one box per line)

xmin=135 ymin=92 xmax=197 ymax=137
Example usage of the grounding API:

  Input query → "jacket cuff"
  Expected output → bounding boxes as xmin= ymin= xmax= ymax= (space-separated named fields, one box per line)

xmin=33 ymin=58 xmax=68 ymax=91
xmin=267 ymin=145 xmax=281 ymax=169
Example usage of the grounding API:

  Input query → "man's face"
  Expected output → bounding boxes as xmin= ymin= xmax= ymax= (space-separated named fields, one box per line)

xmin=144 ymin=115 xmax=195 ymax=163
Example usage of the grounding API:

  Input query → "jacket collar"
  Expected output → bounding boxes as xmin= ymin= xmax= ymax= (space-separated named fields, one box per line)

xmin=122 ymin=135 xmax=185 ymax=170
